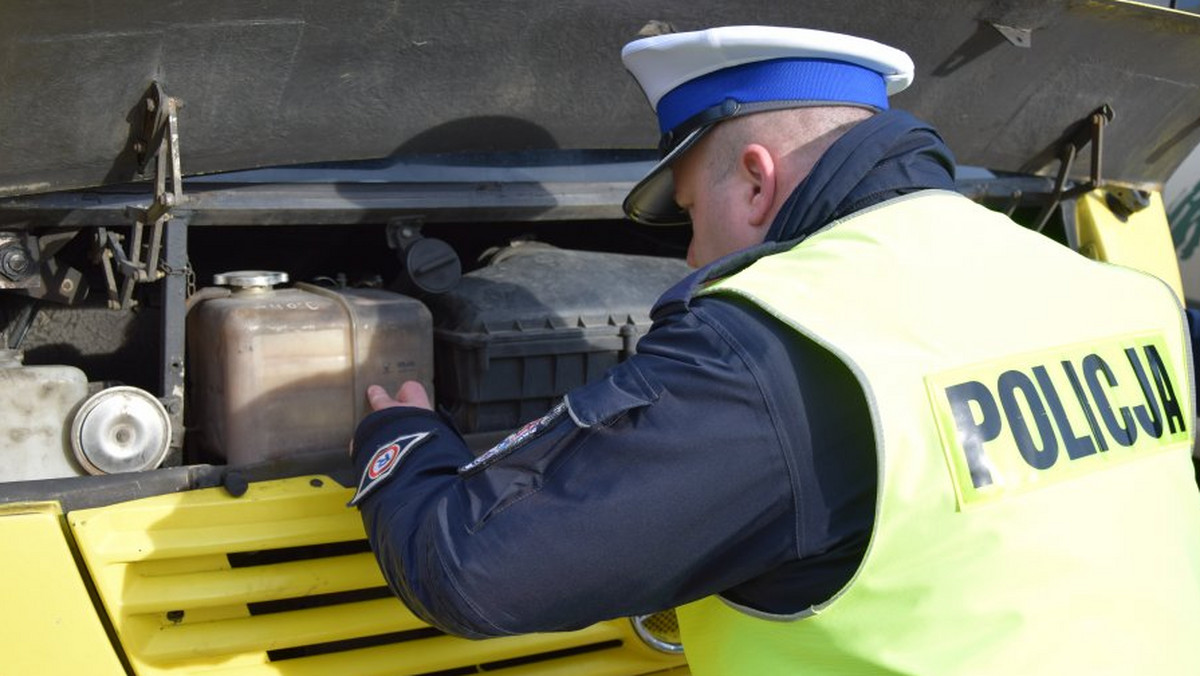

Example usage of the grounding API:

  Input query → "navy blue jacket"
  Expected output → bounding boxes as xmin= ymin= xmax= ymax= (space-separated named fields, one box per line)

xmin=352 ymin=110 xmax=959 ymax=637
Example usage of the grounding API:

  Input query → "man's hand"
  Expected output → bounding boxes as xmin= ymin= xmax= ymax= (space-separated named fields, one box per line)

xmin=366 ymin=381 xmax=433 ymax=411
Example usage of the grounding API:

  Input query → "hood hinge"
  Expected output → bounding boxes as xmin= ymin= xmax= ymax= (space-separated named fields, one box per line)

xmin=98 ymin=81 xmax=186 ymax=310
xmin=1031 ymin=104 xmax=1113 ymax=233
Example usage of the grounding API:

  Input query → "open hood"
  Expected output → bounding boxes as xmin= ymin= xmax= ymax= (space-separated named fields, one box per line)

xmin=2 ymin=0 xmax=1198 ymax=198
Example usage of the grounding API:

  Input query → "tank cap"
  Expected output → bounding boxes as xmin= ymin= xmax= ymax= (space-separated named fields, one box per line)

xmin=71 ymin=386 xmax=171 ymax=475
xmin=213 ymin=270 xmax=289 ymax=289
xmin=396 ymin=238 xmax=461 ymax=296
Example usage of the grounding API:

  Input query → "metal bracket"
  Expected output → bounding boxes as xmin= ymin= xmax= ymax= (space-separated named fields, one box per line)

xmin=385 ymin=217 xmax=427 ymax=251
xmin=1032 ymin=104 xmax=1114 ymax=233
xmin=0 ymin=229 xmax=89 ymax=314
xmin=990 ymin=23 xmax=1032 ymax=49
xmin=100 ymin=81 xmax=185 ymax=309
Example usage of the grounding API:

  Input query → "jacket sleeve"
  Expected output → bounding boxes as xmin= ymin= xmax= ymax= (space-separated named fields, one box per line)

xmin=351 ymin=299 xmax=800 ymax=638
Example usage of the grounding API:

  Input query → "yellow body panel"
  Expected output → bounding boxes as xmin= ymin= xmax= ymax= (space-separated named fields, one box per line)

xmin=0 ymin=503 xmax=126 ymax=676
xmin=69 ymin=475 xmax=687 ymax=675
xmin=1075 ymin=189 xmax=1186 ymax=301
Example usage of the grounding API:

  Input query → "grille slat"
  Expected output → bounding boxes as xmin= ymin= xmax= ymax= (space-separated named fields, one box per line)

xmin=121 ymin=552 xmax=384 ymax=614
xmin=139 ymin=597 xmax=426 ymax=661
xmin=73 ymin=479 xmax=363 ymax=563
xmin=88 ymin=513 xmax=363 ymax=562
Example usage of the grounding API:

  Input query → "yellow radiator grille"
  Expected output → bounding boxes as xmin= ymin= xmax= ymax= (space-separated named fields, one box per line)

xmin=69 ymin=475 xmax=687 ymax=676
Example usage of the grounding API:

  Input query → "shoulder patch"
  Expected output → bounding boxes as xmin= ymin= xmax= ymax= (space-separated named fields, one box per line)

xmin=459 ymin=401 xmax=569 ymax=476
xmin=347 ymin=431 xmax=433 ymax=506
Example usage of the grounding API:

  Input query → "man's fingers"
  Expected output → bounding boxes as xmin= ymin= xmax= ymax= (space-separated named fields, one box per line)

xmin=396 ymin=381 xmax=433 ymax=410
xmin=366 ymin=382 xmax=432 ymax=412
xmin=366 ymin=384 xmax=400 ymax=411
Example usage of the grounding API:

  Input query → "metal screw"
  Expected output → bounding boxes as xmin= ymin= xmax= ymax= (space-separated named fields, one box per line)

xmin=59 ymin=278 xmax=75 ymax=294
xmin=0 ymin=245 xmax=31 ymax=281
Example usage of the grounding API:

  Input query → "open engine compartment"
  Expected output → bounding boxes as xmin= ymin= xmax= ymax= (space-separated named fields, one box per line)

xmin=0 ymin=150 xmax=1088 ymax=501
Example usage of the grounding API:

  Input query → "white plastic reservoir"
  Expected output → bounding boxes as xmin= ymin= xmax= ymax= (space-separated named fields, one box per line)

xmin=0 ymin=348 xmax=89 ymax=481
xmin=188 ymin=271 xmax=434 ymax=466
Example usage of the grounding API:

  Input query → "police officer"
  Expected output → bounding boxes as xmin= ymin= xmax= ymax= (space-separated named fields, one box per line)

xmin=351 ymin=26 xmax=1200 ymax=675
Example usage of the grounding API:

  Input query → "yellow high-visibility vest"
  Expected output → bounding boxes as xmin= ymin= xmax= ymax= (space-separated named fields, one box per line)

xmin=684 ymin=190 xmax=1200 ymax=676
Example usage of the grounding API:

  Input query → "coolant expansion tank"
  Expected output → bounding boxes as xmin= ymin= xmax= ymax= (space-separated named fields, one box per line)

xmin=188 ymin=271 xmax=433 ymax=465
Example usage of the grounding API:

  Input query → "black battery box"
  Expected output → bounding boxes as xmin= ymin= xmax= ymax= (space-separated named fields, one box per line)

xmin=428 ymin=244 xmax=691 ymax=434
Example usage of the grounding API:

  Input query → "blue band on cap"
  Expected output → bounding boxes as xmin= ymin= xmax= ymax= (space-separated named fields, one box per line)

xmin=656 ymin=58 xmax=889 ymax=134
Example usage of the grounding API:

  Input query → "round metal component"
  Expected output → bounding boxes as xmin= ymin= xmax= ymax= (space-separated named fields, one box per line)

xmin=71 ymin=386 xmax=171 ymax=475
xmin=212 ymin=270 xmax=289 ymax=290
xmin=0 ymin=245 xmax=31 ymax=280
xmin=631 ymin=610 xmax=685 ymax=654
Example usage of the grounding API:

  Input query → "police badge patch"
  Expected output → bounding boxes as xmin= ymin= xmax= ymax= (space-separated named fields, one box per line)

xmin=348 ymin=431 xmax=433 ymax=506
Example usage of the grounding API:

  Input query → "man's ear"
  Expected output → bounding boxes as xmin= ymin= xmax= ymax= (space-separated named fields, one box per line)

xmin=739 ymin=144 xmax=777 ymax=228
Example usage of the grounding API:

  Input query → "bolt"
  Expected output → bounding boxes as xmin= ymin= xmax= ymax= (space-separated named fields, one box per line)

xmin=1105 ymin=188 xmax=1151 ymax=220
xmin=0 ymin=245 xmax=31 ymax=281
xmin=114 ymin=427 xmax=133 ymax=445
xmin=59 ymin=278 xmax=75 ymax=295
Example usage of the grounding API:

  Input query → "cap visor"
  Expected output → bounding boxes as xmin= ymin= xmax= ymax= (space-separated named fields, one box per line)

xmin=623 ymin=126 xmax=711 ymax=226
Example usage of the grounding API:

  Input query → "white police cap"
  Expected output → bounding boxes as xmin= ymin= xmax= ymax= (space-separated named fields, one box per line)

xmin=621 ymin=25 xmax=915 ymax=226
